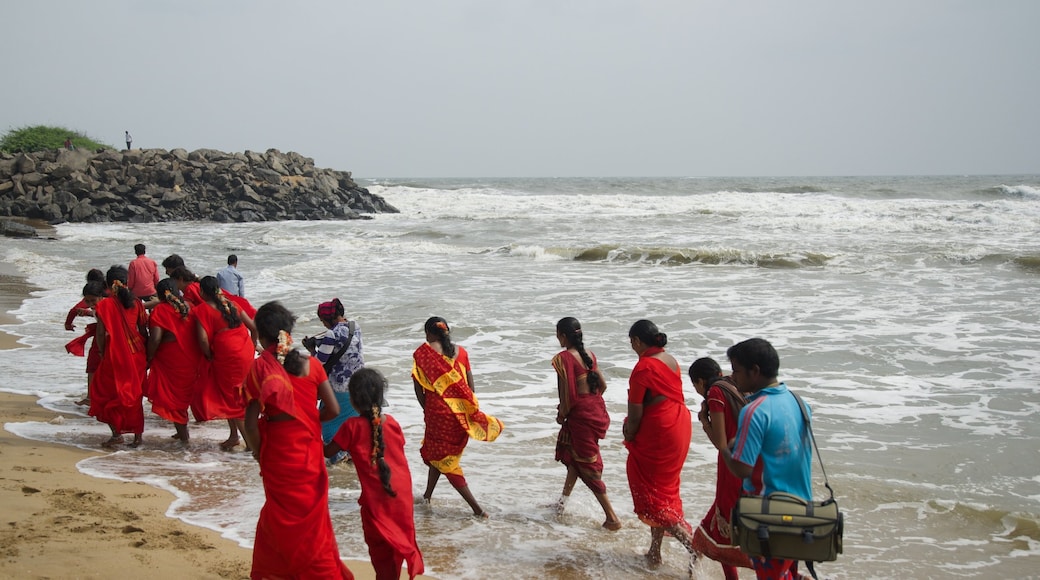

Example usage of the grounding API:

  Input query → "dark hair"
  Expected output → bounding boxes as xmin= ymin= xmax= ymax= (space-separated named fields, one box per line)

xmin=227 ymin=254 xmax=237 ymax=266
xmin=200 ymin=275 xmax=241 ymax=328
xmin=727 ymin=338 xmax=780 ymax=379
xmin=86 ymin=268 xmax=105 ymax=283
xmin=134 ymin=244 xmax=146 ymax=256
xmin=162 ymin=254 xmax=185 ymax=271
xmin=105 ymin=265 xmax=136 ymax=309
xmin=254 ymin=301 xmax=307 ymax=376
xmin=556 ymin=317 xmax=603 ymax=394
xmin=689 ymin=357 xmax=722 ymax=383
xmin=424 ymin=316 xmax=456 ymax=358
xmin=169 ymin=266 xmax=198 ymax=283
xmin=156 ymin=278 xmax=189 ymax=319
xmin=82 ymin=280 xmax=105 ymax=299
xmin=628 ymin=319 xmax=667 ymax=348
xmin=348 ymin=368 xmax=396 ymax=497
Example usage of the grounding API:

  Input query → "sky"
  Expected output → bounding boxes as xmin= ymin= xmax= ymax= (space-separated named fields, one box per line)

xmin=5 ymin=1 xmax=1038 ymax=178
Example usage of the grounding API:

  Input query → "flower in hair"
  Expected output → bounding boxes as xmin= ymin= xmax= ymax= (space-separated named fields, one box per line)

xmin=276 ymin=330 xmax=293 ymax=364
xmin=435 ymin=321 xmax=448 ymax=331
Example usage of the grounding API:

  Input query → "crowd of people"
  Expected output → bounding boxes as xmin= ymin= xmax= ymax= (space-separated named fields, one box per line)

xmin=62 ymin=244 xmax=814 ymax=580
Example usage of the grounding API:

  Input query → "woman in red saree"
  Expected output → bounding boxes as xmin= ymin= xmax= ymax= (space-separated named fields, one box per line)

xmin=623 ymin=319 xmax=695 ymax=570
xmin=88 ymin=266 xmax=148 ymax=448
xmin=65 ymin=271 xmax=106 ymax=407
xmin=412 ymin=316 xmax=503 ymax=517
xmin=241 ymin=301 xmax=353 ymax=580
xmin=145 ymin=278 xmax=203 ymax=443
xmin=193 ymin=276 xmax=258 ymax=451
xmin=325 ymin=368 xmax=424 ymax=580
xmin=552 ymin=317 xmax=622 ymax=531
xmin=689 ymin=357 xmax=761 ymax=579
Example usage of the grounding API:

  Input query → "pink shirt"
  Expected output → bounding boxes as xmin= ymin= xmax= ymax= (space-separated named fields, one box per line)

xmin=127 ymin=255 xmax=159 ymax=298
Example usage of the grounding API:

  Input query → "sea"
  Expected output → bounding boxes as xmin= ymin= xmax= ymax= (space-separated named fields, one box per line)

xmin=2 ymin=175 xmax=1040 ymax=579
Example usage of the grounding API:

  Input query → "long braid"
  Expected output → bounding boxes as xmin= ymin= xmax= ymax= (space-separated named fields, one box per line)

xmin=369 ymin=405 xmax=396 ymax=497
xmin=349 ymin=368 xmax=396 ymax=497
xmin=200 ymin=276 xmax=241 ymax=328
xmin=572 ymin=331 xmax=603 ymax=394
xmin=557 ymin=317 xmax=602 ymax=394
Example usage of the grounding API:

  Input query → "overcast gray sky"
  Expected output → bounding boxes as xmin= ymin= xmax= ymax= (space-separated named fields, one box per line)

xmin=5 ymin=1 xmax=1038 ymax=178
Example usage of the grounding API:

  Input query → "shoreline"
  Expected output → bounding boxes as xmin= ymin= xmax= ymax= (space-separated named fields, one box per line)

xmin=0 ymin=253 xmax=426 ymax=579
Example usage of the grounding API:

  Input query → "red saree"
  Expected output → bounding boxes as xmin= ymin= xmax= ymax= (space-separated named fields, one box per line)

xmin=692 ymin=377 xmax=755 ymax=569
xmin=412 ymin=343 xmax=503 ymax=485
xmin=225 ymin=292 xmax=257 ymax=319
xmin=244 ymin=350 xmax=352 ymax=580
xmin=333 ymin=414 xmax=424 ymax=579
xmin=553 ymin=350 xmax=610 ymax=495
xmin=182 ymin=281 xmax=204 ymax=306
xmin=191 ymin=301 xmax=254 ymax=421
xmin=625 ymin=347 xmax=692 ymax=529
xmin=88 ymin=296 xmax=147 ymax=435
xmin=146 ymin=302 xmax=203 ymax=425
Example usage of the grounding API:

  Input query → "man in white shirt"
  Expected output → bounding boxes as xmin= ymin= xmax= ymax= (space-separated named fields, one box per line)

xmin=216 ymin=254 xmax=245 ymax=297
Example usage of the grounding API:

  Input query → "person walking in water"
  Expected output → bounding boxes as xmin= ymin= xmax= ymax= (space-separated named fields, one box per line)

xmin=412 ymin=316 xmax=503 ymax=517
xmin=552 ymin=317 xmax=622 ymax=531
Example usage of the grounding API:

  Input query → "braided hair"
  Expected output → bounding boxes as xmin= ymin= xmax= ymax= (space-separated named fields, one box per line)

xmin=105 ymin=265 xmax=136 ymax=309
xmin=556 ymin=317 xmax=603 ymax=394
xmin=348 ymin=368 xmax=396 ymax=497
xmin=424 ymin=316 xmax=456 ymax=359
xmin=199 ymin=275 xmax=241 ymax=328
xmin=156 ymin=278 xmax=189 ymax=319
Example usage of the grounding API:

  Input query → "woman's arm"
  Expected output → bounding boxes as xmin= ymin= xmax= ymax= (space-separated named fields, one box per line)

xmin=316 ymin=379 xmax=340 ymax=422
xmin=556 ymin=370 xmax=570 ymax=425
xmin=413 ymin=377 xmax=426 ymax=408
xmin=95 ymin=319 xmax=108 ymax=356
xmin=624 ymin=402 xmax=644 ymax=442
xmin=146 ymin=325 xmax=164 ymax=362
xmin=704 ymin=409 xmax=728 ymax=451
xmin=241 ymin=313 xmax=261 ymax=353
xmin=196 ymin=319 xmax=212 ymax=360
xmin=323 ymin=439 xmax=344 ymax=459
xmin=466 ymin=370 xmax=475 ymax=392
xmin=242 ymin=400 xmax=262 ymax=462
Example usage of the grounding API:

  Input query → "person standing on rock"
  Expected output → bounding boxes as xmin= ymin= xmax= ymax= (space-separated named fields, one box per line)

xmin=125 ymin=131 xmax=132 ymax=150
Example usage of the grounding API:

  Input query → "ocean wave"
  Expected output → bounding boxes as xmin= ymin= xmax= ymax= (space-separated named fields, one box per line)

xmin=980 ymin=184 xmax=1040 ymax=200
xmin=491 ymin=243 xmax=832 ymax=268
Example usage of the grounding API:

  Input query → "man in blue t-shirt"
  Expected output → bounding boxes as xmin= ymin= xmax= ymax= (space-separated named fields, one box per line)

xmin=720 ymin=337 xmax=812 ymax=579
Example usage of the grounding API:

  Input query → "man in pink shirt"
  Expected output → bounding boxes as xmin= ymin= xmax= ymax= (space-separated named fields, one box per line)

xmin=127 ymin=244 xmax=159 ymax=301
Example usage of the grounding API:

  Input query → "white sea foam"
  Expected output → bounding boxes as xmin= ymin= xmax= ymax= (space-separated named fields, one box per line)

xmin=2 ymin=176 xmax=1039 ymax=578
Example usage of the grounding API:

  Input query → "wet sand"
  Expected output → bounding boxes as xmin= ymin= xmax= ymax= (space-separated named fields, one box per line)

xmin=0 ymin=250 xmax=427 ymax=579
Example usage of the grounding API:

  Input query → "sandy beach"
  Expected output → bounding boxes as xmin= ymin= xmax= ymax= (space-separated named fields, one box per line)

xmin=0 ymin=259 xmax=433 ymax=579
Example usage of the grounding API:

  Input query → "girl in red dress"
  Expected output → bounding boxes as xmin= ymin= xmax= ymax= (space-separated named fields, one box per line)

xmin=325 ymin=368 xmax=424 ymax=580
xmin=146 ymin=278 xmax=203 ymax=443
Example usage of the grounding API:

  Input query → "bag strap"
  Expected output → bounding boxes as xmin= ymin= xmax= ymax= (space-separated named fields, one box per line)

xmin=791 ymin=391 xmax=835 ymax=503
xmin=321 ymin=320 xmax=355 ymax=375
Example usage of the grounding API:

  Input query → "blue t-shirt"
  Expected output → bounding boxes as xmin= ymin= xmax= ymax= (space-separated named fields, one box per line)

xmin=731 ymin=382 xmax=813 ymax=501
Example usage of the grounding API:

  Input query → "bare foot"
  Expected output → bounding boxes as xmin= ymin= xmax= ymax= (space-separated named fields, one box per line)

xmin=602 ymin=519 xmax=622 ymax=531
xmin=474 ymin=511 xmax=490 ymax=519
xmin=75 ymin=398 xmax=90 ymax=407
xmin=644 ymin=551 xmax=662 ymax=570
xmin=102 ymin=435 xmax=123 ymax=448
xmin=219 ymin=437 xmax=240 ymax=451
xmin=129 ymin=435 xmax=142 ymax=448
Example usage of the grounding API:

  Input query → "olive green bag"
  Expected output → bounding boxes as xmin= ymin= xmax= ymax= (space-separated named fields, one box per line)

xmin=731 ymin=392 xmax=843 ymax=569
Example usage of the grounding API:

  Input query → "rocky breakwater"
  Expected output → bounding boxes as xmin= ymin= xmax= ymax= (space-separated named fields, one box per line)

xmin=0 ymin=147 xmax=397 ymax=225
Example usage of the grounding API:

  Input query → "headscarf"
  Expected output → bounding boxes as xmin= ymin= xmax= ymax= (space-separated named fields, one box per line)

xmin=317 ymin=299 xmax=339 ymax=323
